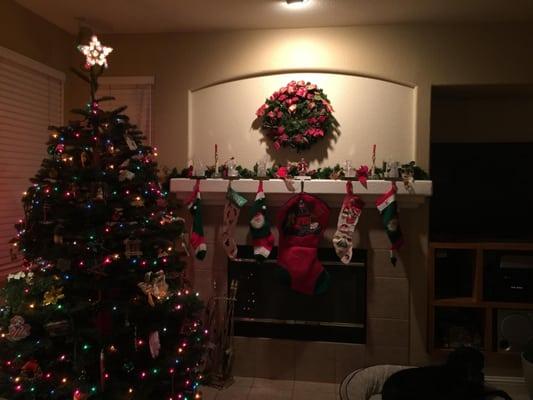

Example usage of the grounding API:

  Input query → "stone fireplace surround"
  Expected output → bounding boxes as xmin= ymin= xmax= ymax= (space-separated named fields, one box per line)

xmin=173 ymin=179 xmax=430 ymax=383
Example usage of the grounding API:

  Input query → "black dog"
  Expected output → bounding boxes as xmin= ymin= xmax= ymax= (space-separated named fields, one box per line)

xmin=381 ymin=347 xmax=513 ymax=400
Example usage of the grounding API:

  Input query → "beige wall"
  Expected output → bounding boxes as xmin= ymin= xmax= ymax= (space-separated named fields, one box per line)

xmin=0 ymin=0 xmax=76 ymax=123
xmin=71 ymin=23 xmax=533 ymax=171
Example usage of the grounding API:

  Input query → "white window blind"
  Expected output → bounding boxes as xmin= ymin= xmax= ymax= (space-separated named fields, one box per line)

xmin=0 ymin=47 xmax=64 ymax=274
xmin=97 ymin=77 xmax=153 ymax=143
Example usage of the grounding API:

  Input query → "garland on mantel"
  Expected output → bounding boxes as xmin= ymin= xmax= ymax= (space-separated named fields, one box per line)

xmin=161 ymin=161 xmax=429 ymax=191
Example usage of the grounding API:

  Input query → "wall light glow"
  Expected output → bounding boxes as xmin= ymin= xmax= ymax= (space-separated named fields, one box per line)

xmin=282 ymin=0 xmax=312 ymax=11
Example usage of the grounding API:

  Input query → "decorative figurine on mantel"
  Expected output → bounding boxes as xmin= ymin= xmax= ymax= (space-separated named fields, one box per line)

xmin=344 ymin=160 xmax=356 ymax=178
xmin=227 ymin=157 xmax=239 ymax=177
xmin=294 ymin=158 xmax=311 ymax=180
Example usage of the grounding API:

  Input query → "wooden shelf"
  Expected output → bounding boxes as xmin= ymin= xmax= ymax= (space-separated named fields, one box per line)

xmin=428 ymin=241 xmax=533 ymax=355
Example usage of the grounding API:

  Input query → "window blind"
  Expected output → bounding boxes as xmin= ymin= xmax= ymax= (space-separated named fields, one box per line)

xmin=96 ymin=77 xmax=153 ymax=143
xmin=0 ymin=49 xmax=64 ymax=274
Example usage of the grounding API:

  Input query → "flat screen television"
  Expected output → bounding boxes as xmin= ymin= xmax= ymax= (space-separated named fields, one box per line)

xmin=430 ymin=142 xmax=533 ymax=241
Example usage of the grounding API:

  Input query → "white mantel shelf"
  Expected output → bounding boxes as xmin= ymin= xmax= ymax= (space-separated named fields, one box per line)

xmin=170 ymin=178 xmax=432 ymax=208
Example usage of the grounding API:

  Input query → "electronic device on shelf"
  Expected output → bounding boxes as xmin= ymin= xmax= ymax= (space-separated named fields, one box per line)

xmin=484 ymin=252 xmax=533 ymax=303
xmin=496 ymin=309 xmax=533 ymax=353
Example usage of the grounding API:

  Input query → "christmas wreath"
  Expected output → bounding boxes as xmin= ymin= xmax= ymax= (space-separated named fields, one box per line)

xmin=255 ymin=80 xmax=338 ymax=152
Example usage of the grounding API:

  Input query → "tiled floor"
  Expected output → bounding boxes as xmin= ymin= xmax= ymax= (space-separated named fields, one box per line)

xmin=199 ymin=376 xmax=530 ymax=400
xmin=200 ymin=377 xmax=339 ymax=400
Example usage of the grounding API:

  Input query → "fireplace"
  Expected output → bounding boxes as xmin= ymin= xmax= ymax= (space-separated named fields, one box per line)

xmin=228 ymin=246 xmax=367 ymax=343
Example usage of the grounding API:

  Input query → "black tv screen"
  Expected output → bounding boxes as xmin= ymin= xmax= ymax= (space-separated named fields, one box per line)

xmin=430 ymin=142 xmax=533 ymax=241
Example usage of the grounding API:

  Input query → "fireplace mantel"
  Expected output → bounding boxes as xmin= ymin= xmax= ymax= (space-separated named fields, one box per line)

xmin=170 ymin=178 xmax=432 ymax=208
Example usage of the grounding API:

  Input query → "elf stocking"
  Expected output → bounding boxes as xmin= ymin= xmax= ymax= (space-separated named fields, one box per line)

xmin=221 ymin=186 xmax=247 ymax=260
xmin=332 ymin=181 xmax=364 ymax=264
xmin=186 ymin=180 xmax=207 ymax=260
xmin=249 ymin=181 xmax=275 ymax=261
xmin=277 ymin=193 xmax=330 ymax=295
xmin=375 ymin=182 xmax=404 ymax=265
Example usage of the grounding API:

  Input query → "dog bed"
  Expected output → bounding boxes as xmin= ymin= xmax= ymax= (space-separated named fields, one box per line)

xmin=339 ymin=365 xmax=515 ymax=400
xmin=339 ymin=365 xmax=413 ymax=400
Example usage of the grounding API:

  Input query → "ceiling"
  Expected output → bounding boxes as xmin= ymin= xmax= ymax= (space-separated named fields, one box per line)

xmin=15 ymin=0 xmax=533 ymax=34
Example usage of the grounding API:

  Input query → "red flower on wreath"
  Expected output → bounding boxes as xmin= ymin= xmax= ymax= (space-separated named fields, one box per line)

xmin=255 ymin=80 xmax=338 ymax=152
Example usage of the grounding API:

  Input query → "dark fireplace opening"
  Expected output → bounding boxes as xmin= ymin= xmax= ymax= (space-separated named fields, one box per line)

xmin=228 ymin=246 xmax=367 ymax=343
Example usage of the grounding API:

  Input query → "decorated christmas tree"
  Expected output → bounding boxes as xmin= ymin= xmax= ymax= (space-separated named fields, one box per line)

xmin=0 ymin=35 xmax=205 ymax=400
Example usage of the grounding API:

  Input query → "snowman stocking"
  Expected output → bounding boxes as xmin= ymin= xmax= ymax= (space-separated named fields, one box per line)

xmin=249 ymin=181 xmax=275 ymax=261
xmin=332 ymin=181 xmax=364 ymax=264
xmin=221 ymin=186 xmax=247 ymax=260
xmin=376 ymin=181 xmax=404 ymax=265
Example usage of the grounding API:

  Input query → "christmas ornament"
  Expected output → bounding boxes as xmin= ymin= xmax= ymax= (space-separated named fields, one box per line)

xmin=137 ymin=270 xmax=169 ymax=307
xmin=78 ymin=35 xmax=113 ymax=69
xmin=249 ymin=181 xmax=275 ymax=261
xmin=20 ymin=359 xmax=42 ymax=379
xmin=53 ymin=224 xmax=64 ymax=244
xmin=277 ymin=193 xmax=330 ymax=294
xmin=256 ymin=80 xmax=337 ymax=152
xmin=124 ymin=238 xmax=142 ymax=258
xmin=332 ymin=181 xmax=364 ymax=264
xmin=221 ymin=186 xmax=247 ymax=260
xmin=111 ymin=207 xmax=124 ymax=221
xmin=6 ymin=315 xmax=31 ymax=342
xmin=44 ymin=320 xmax=70 ymax=337
xmin=401 ymin=167 xmax=415 ymax=193
xmin=43 ymin=286 xmax=65 ymax=306
xmin=119 ymin=169 xmax=135 ymax=181
xmin=124 ymin=134 xmax=137 ymax=150
xmin=130 ymin=196 xmax=144 ymax=207
xmin=376 ymin=182 xmax=404 ymax=265
xmin=186 ymin=180 xmax=207 ymax=260
xmin=148 ymin=331 xmax=161 ymax=359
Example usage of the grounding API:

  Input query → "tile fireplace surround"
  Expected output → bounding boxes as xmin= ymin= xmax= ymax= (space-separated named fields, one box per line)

xmin=172 ymin=178 xmax=432 ymax=383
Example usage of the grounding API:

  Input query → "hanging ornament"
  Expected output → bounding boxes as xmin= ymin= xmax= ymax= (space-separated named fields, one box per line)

xmin=118 ymin=170 xmax=135 ymax=182
xmin=46 ymin=321 xmax=69 ymax=338
xmin=130 ymin=196 xmax=144 ymax=207
xmin=53 ymin=224 xmax=64 ymax=245
xmin=148 ymin=331 xmax=161 ymax=359
xmin=137 ymin=270 xmax=169 ymax=307
xmin=124 ymin=238 xmax=142 ymax=258
xmin=20 ymin=359 xmax=42 ymax=380
xmin=6 ymin=315 xmax=31 ymax=342
xmin=111 ymin=207 xmax=124 ymax=222
xmin=49 ymin=168 xmax=58 ymax=180
xmin=296 ymin=158 xmax=309 ymax=177
xmin=124 ymin=134 xmax=138 ymax=151
xmin=80 ymin=151 xmax=91 ymax=168
xmin=43 ymin=287 xmax=65 ymax=306
xmin=77 ymin=35 xmax=113 ymax=69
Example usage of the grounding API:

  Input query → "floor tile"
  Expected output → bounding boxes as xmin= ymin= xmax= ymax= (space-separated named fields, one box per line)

xmin=292 ymin=390 xmax=336 ymax=400
xmin=293 ymin=380 xmax=338 ymax=394
xmin=247 ymin=387 xmax=292 ymax=400
xmin=252 ymin=377 xmax=294 ymax=391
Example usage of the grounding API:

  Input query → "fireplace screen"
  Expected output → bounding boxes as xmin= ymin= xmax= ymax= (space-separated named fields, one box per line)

xmin=228 ymin=246 xmax=366 ymax=343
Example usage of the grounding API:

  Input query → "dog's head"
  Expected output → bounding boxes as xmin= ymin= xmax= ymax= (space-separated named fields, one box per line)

xmin=445 ymin=347 xmax=485 ymax=384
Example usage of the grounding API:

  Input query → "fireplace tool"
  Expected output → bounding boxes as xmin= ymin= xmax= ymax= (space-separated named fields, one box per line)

xmin=202 ymin=279 xmax=239 ymax=388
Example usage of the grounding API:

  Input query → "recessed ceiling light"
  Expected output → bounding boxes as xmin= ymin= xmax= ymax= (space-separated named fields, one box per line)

xmin=283 ymin=0 xmax=311 ymax=10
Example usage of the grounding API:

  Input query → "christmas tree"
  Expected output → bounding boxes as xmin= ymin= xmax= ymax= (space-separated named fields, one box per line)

xmin=0 ymin=35 xmax=205 ymax=400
